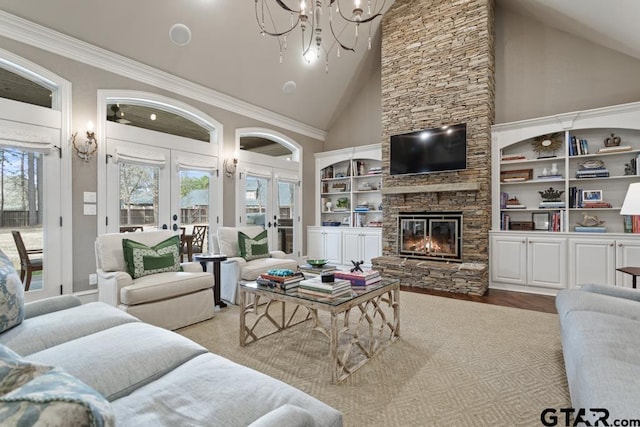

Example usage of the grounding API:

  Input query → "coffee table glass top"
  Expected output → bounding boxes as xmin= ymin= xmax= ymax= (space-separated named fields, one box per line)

xmin=240 ymin=278 xmax=399 ymax=307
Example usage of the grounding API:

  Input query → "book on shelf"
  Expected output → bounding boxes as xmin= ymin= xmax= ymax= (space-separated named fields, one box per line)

xmin=583 ymin=202 xmax=612 ymax=208
xmin=597 ymin=145 xmax=632 ymax=154
xmin=574 ymin=226 xmax=607 ymax=233
xmin=576 ymin=168 xmax=608 ymax=175
xmin=501 ymin=154 xmax=526 ymax=161
xmin=537 ymin=174 xmax=563 ymax=180
xmin=539 ymin=202 xmax=566 ymax=208
xmin=504 ymin=204 xmax=526 ymax=209
xmin=569 ymin=136 xmax=590 ymax=156
xmin=502 ymin=177 xmax=528 ymax=182
xmin=575 ymin=172 xmax=610 ymax=178
xmin=623 ymin=215 xmax=640 ymax=233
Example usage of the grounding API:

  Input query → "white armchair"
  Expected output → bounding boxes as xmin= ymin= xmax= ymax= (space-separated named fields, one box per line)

xmin=215 ymin=226 xmax=298 ymax=304
xmin=95 ymin=230 xmax=215 ymax=330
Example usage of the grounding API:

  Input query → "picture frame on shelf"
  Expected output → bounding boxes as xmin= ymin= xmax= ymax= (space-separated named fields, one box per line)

xmin=582 ymin=190 xmax=603 ymax=202
xmin=532 ymin=212 xmax=550 ymax=231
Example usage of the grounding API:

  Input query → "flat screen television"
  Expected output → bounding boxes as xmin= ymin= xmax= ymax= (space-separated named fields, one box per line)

xmin=390 ymin=123 xmax=467 ymax=176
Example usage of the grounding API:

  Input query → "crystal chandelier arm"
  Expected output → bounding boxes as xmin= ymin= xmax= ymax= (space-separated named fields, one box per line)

xmin=255 ymin=0 xmax=302 ymax=37
xmin=330 ymin=0 xmax=385 ymax=24
xmin=329 ymin=20 xmax=356 ymax=53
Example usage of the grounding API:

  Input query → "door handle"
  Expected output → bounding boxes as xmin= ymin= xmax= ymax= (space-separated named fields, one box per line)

xmin=267 ymin=222 xmax=272 ymax=228
xmin=162 ymin=224 xmax=168 ymax=230
xmin=172 ymin=224 xmax=178 ymax=231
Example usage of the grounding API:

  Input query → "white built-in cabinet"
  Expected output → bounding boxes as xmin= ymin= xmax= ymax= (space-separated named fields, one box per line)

xmin=307 ymin=144 xmax=383 ymax=267
xmin=491 ymin=234 xmax=567 ymax=292
xmin=491 ymin=102 xmax=640 ymax=295
xmin=569 ymin=237 xmax=640 ymax=289
xmin=307 ymin=227 xmax=342 ymax=265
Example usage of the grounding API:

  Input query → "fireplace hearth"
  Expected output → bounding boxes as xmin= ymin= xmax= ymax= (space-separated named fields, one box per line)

xmin=398 ymin=212 xmax=462 ymax=261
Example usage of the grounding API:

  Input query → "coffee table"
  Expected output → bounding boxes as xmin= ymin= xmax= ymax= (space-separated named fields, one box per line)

xmin=238 ymin=278 xmax=400 ymax=383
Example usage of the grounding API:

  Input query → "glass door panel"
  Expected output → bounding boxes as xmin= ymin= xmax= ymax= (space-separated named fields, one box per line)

xmin=244 ymin=175 xmax=268 ymax=228
xmin=0 ymin=141 xmax=61 ymax=300
xmin=178 ymin=169 xmax=211 ymax=254
xmin=119 ymin=162 xmax=159 ymax=229
xmin=276 ymin=180 xmax=296 ymax=255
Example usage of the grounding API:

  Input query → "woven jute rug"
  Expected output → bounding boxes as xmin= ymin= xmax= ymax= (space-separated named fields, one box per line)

xmin=177 ymin=291 xmax=570 ymax=426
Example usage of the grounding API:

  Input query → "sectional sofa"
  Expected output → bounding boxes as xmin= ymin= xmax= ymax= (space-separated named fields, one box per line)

xmin=0 ymin=250 xmax=342 ymax=426
xmin=556 ymin=284 xmax=640 ymax=423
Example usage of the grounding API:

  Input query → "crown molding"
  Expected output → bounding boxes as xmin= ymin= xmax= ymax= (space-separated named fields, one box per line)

xmin=0 ymin=11 xmax=327 ymax=141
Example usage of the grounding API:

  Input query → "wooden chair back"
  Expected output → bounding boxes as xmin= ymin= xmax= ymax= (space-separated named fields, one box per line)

xmin=191 ymin=225 xmax=208 ymax=254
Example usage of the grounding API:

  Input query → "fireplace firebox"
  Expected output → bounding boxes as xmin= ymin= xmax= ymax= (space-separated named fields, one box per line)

xmin=398 ymin=212 xmax=463 ymax=261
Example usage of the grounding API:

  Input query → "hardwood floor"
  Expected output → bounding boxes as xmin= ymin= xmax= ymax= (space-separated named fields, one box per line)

xmin=401 ymin=286 xmax=557 ymax=314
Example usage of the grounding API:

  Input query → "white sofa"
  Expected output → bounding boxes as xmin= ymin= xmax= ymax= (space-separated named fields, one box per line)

xmin=95 ymin=230 xmax=215 ymax=330
xmin=215 ymin=226 xmax=298 ymax=304
xmin=0 ymin=249 xmax=343 ymax=426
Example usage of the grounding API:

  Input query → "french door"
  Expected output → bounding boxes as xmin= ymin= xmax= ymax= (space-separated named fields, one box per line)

xmin=239 ymin=164 xmax=299 ymax=256
xmin=103 ymin=122 xmax=219 ymax=248
xmin=0 ymin=102 xmax=63 ymax=301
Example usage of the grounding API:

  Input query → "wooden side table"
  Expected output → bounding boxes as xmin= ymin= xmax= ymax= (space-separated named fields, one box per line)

xmin=193 ymin=254 xmax=228 ymax=308
xmin=616 ymin=267 xmax=640 ymax=289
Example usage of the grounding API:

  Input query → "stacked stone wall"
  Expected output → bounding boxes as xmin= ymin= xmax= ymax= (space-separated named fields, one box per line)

xmin=375 ymin=0 xmax=495 ymax=294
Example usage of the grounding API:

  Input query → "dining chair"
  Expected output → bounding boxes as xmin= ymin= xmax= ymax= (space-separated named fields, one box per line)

xmin=12 ymin=230 xmax=43 ymax=291
xmin=179 ymin=226 xmax=188 ymax=262
xmin=189 ymin=225 xmax=208 ymax=261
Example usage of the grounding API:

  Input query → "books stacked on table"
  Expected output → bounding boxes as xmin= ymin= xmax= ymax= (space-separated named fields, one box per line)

xmin=256 ymin=271 xmax=304 ymax=291
xmin=334 ymin=270 xmax=382 ymax=287
xmin=298 ymin=264 xmax=338 ymax=275
xmin=298 ymin=277 xmax=352 ymax=298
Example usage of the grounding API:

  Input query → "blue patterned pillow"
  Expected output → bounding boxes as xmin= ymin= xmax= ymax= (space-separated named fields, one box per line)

xmin=0 ymin=249 xmax=24 ymax=333
xmin=0 ymin=344 xmax=114 ymax=427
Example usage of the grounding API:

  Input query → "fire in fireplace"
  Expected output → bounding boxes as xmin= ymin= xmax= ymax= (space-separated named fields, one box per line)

xmin=398 ymin=212 xmax=463 ymax=261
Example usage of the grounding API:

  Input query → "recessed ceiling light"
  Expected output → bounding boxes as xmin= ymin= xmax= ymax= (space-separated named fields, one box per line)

xmin=150 ymin=113 xmax=157 ymax=121
xmin=169 ymin=24 xmax=192 ymax=46
xmin=282 ymin=81 xmax=297 ymax=95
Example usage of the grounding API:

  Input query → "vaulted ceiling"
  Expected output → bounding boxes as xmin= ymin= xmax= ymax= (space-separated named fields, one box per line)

xmin=0 ymin=0 xmax=638 ymax=133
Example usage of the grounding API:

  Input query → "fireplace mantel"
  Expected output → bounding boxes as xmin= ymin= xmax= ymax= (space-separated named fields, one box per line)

xmin=381 ymin=182 xmax=480 ymax=195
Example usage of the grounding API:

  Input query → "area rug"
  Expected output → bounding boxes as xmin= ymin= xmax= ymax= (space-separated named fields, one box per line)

xmin=177 ymin=291 xmax=570 ymax=426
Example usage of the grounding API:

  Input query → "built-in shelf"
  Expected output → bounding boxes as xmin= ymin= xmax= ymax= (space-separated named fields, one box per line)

xmin=382 ymin=182 xmax=481 ymax=195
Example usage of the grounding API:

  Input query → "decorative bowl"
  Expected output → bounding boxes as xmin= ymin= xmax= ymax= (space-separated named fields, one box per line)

xmin=306 ymin=259 xmax=328 ymax=267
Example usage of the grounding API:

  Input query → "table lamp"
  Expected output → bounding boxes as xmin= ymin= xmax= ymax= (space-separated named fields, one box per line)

xmin=620 ymin=182 xmax=640 ymax=215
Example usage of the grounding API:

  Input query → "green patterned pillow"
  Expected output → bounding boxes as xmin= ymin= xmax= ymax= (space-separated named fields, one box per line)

xmin=0 ymin=249 xmax=24 ymax=333
xmin=238 ymin=230 xmax=270 ymax=261
xmin=0 ymin=344 xmax=115 ymax=427
xmin=122 ymin=236 xmax=181 ymax=279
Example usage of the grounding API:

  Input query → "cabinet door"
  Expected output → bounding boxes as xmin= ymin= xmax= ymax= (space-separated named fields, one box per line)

xmin=569 ymin=238 xmax=615 ymax=289
xmin=527 ymin=237 xmax=567 ymax=289
xmin=361 ymin=231 xmax=382 ymax=267
xmin=615 ymin=240 xmax=640 ymax=287
xmin=307 ymin=228 xmax=324 ymax=259
xmin=342 ymin=230 xmax=361 ymax=265
xmin=490 ymin=235 xmax=527 ymax=285
xmin=324 ymin=229 xmax=343 ymax=265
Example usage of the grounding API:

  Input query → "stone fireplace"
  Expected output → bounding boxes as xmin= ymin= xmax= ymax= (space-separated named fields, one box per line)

xmin=398 ymin=212 xmax=462 ymax=261
xmin=371 ymin=0 xmax=495 ymax=295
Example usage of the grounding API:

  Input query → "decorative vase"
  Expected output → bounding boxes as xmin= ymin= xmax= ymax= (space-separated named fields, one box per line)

xmin=542 ymin=167 xmax=549 ymax=176
xmin=550 ymin=163 xmax=559 ymax=175
xmin=325 ymin=201 xmax=332 ymax=212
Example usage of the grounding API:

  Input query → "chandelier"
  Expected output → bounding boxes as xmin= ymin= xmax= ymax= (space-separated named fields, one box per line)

xmin=254 ymin=0 xmax=388 ymax=71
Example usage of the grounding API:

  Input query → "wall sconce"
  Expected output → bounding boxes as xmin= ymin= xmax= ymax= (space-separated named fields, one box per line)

xmin=223 ymin=152 xmax=238 ymax=178
xmin=71 ymin=121 xmax=97 ymax=161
